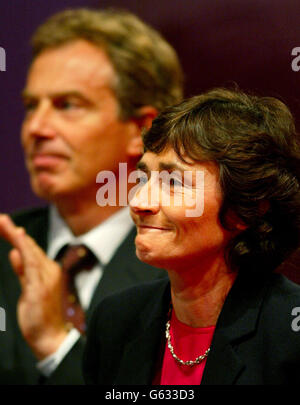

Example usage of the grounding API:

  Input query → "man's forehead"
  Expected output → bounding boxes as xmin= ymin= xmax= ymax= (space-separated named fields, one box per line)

xmin=25 ymin=40 xmax=116 ymax=94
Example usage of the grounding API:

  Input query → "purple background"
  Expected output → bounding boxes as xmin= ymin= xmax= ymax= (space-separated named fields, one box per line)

xmin=0 ymin=0 xmax=299 ymax=281
xmin=1 ymin=0 xmax=300 ymax=213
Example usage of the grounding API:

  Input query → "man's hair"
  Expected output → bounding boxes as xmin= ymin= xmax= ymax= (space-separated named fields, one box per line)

xmin=30 ymin=8 xmax=184 ymax=119
xmin=143 ymin=87 xmax=300 ymax=275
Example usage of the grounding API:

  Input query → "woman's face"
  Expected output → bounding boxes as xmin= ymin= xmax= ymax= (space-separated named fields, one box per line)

xmin=130 ymin=148 xmax=234 ymax=271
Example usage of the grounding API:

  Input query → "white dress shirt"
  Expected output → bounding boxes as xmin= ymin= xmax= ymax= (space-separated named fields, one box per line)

xmin=37 ymin=205 xmax=134 ymax=377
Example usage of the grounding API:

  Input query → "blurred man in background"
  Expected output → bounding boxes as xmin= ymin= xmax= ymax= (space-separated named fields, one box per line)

xmin=0 ymin=8 xmax=183 ymax=384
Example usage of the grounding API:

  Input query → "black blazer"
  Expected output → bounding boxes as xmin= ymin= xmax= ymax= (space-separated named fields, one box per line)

xmin=0 ymin=207 xmax=166 ymax=385
xmin=83 ymin=271 xmax=300 ymax=385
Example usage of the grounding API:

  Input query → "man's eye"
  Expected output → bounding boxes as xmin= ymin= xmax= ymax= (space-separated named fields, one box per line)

xmin=58 ymin=101 xmax=73 ymax=110
xmin=55 ymin=99 xmax=80 ymax=110
xmin=23 ymin=100 xmax=37 ymax=112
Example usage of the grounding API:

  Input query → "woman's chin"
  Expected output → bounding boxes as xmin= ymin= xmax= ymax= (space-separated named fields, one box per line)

xmin=135 ymin=248 xmax=170 ymax=271
xmin=136 ymin=247 xmax=153 ymax=263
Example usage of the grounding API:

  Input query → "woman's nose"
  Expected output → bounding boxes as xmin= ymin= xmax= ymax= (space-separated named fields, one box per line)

xmin=129 ymin=177 xmax=160 ymax=216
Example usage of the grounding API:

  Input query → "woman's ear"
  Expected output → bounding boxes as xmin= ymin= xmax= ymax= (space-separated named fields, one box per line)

xmin=226 ymin=200 xmax=270 ymax=232
xmin=235 ymin=222 xmax=248 ymax=231
xmin=226 ymin=210 xmax=248 ymax=231
xmin=126 ymin=106 xmax=158 ymax=158
xmin=257 ymin=200 xmax=270 ymax=216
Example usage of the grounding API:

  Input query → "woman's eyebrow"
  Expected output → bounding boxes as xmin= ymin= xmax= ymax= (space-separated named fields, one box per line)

xmin=159 ymin=162 xmax=186 ymax=172
xmin=136 ymin=161 xmax=148 ymax=173
xmin=136 ymin=160 xmax=188 ymax=173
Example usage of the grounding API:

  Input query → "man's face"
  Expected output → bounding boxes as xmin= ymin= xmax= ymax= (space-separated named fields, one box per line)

xmin=21 ymin=40 xmax=136 ymax=202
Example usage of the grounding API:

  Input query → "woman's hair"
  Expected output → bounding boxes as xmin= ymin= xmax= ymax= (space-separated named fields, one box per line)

xmin=30 ymin=8 xmax=183 ymax=120
xmin=143 ymin=87 xmax=300 ymax=274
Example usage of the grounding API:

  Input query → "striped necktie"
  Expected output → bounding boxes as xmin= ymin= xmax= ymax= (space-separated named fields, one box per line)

xmin=56 ymin=244 xmax=97 ymax=334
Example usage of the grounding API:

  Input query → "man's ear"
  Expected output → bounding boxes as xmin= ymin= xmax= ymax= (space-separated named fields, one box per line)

xmin=126 ymin=106 xmax=158 ymax=158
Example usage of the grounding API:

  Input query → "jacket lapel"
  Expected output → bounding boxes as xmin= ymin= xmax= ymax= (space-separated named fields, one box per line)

xmin=114 ymin=317 xmax=166 ymax=384
xmin=202 ymin=272 xmax=273 ymax=384
xmin=114 ymin=279 xmax=171 ymax=385
xmin=201 ymin=330 xmax=245 ymax=384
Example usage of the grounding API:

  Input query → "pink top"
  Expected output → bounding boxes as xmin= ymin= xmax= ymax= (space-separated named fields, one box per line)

xmin=160 ymin=311 xmax=215 ymax=385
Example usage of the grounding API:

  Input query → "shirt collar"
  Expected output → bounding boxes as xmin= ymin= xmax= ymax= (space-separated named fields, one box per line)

xmin=47 ymin=205 xmax=134 ymax=266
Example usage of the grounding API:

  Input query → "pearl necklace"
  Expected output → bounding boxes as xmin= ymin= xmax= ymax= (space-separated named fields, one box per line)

xmin=165 ymin=319 xmax=210 ymax=367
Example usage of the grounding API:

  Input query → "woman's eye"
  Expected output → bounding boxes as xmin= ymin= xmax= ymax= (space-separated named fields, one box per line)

xmin=138 ymin=173 xmax=149 ymax=185
xmin=139 ymin=177 xmax=147 ymax=185
xmin=170 ymin=178 xmax=183 ymax=187
xmin=62 ymin=102 xmax=73 ymax=109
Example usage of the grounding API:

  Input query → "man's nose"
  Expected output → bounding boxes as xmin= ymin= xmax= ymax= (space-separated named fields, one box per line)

xmin=24 ymin=100 xmax=56 ymax=139
xmin=129 ymin=177 xmax=160 ymax=216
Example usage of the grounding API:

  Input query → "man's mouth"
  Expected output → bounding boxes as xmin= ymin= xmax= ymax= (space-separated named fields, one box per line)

xmin=30 ymin=153 xmax=68 ymax=168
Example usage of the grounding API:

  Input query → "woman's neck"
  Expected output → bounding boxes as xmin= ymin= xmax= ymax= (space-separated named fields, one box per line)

xmin=168 ymin=257 xmax=237 ymax=328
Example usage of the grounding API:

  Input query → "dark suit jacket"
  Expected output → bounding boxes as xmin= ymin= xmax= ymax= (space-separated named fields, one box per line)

xmin=0 ymin=207 xmax=166 ymax=385
xmin=83 ymin=271 xmax=300 ymax=385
